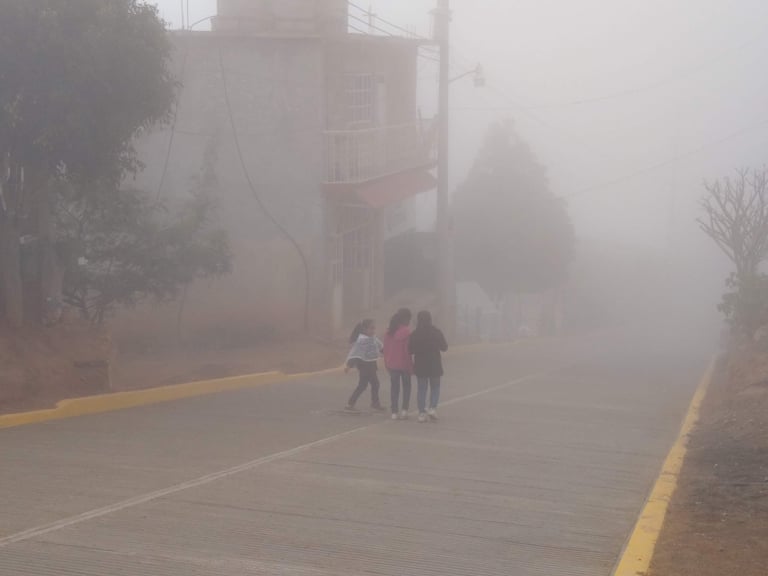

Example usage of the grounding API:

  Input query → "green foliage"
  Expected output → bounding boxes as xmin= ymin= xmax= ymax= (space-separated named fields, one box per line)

xmin=55 ymin=144 xmax=232 ymax=323
xmin=0 ymin=0 xmax=174 ymax=183
xmin=718 ymin=273 xmax=768 ymax=338
xmin=453 ymin=121 xmax=574 ymax=298
xmin=699 ymin=168 xmax=768 ymax=338
xmin=0 ymin=1 xmax=200 ymax=327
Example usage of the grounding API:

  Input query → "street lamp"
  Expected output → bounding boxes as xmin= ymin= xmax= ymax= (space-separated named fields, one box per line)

xmin=450 ymin=64 xmax=485 ymax=88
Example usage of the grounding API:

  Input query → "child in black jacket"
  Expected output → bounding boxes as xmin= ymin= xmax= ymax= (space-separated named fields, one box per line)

xmin=408 ymin=311 xmax=448 ymax=422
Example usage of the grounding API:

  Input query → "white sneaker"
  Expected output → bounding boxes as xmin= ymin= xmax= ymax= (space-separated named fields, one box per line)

xmin=418 ymin=412 xmax=428 ymax=423
xmin=391 ymin=413 xmax=399 ymax=420
xmin=428 ymin=409 xmax=438 ymax=421
xmin=399 ymin=410 xmax=408 ymax=420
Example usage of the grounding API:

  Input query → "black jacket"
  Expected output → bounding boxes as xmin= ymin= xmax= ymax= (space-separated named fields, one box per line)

xmin=409 ymin=325 xmax=448 ymax=378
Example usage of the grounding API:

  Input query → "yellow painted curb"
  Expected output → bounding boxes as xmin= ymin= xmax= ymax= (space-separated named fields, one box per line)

xmin=0 ymin=366 xmax=343 ymax=431
xmin=0 ymin=341 xmax=509 ymax=432
xmin=612 ymin=357 xmax=716 ymax=576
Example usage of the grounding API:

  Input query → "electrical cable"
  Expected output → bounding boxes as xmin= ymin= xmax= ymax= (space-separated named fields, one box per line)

xmin=217 ymin=46 xmax=311 ymax=330
xmin=565 ymin=118 xmax=768 ymax=200
xmin=347 ymin=13 xmax=395 ymax=37
xmin=155 ymin=33 xmax=190 ymax=202
xmin=347 ymin=0 xmax=431 ymax=41
xmin=342 ymin=3 xmax=768 ymax=210
xmin=418 ymin=52 xmax=440 ymax=64
xmin=348 ymin=23 xmax=367 ymax=35
xmin=528 ymin=35 xmax=764 ymax=110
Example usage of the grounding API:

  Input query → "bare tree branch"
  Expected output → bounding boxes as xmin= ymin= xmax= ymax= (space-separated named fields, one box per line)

xmin=699 ymin=167 xmax=768 ymax=281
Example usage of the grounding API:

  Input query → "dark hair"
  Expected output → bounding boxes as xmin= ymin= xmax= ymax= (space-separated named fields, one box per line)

xmin=387 ymin=308 xmax=412 ymax=336
xmin=349 ymin=318 xmax=375 ymax=343
xmin=416 ymin=310 xmax=433 ymax=329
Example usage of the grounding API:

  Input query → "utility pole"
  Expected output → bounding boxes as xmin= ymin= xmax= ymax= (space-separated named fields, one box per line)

xmin=435 ymin=0 xmax=455 ymax=336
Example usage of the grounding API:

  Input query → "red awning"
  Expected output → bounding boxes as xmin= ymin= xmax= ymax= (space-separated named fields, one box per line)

xmin=349 ymin=169 xmax=437 ymax=209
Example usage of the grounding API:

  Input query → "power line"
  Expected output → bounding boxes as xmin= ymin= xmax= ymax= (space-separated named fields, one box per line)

xmin=530 ymin=32 xmax=763 ymax=110
xmin=347 ymin=3 xmax=768 ymax=210
xmin=453 ymin=61 xmax=768 ymax=203
xmin=347 ymin=13 xmax=394 ymax=37
xmin=347 ymin=1 xmax=431 ymax=41
xmin=217 ymin=46 xmax=311 ymax=330
xmin=540 ymin=21 xmax=766 ymax=109
xmin=530 ymin=36 xmax=761 ymax=109
xmin=446 ymin=8 xmax=765 ymax=111
xmin=482 ymin=83 xmax=554 ymax=131
xmin=342 ymin=3 xmax=768 ymax=208
xmin=418 ymin=51 xmax=440 ymax=64
xmin=156 ymin=34 xmax=190 ymax=202
xmin=348 ymin=22 xmax=367 ymax=35
xmin=565 ymin=118 xmax=768 ymax=200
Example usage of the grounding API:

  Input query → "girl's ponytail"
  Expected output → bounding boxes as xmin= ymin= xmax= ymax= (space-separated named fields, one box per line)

xmin=349 ymin=322 xmax=363 ymax=344
xmin=349 ymin=318 xmax=375 ymax=343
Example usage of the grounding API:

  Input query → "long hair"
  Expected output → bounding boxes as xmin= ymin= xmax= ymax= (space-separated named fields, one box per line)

xmin=349 ymin=318 xmax=375 ymax=343
xmin=387 ymin=308 xmax=412 ymax=336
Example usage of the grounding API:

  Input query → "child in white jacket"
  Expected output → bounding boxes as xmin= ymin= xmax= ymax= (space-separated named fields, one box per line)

xmin=345 ymin=319 xmax=384 ymax=412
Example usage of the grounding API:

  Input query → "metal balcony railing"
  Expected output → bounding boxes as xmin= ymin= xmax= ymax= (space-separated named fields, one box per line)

xmin=324 ymin=122 xmax=435 ymax=185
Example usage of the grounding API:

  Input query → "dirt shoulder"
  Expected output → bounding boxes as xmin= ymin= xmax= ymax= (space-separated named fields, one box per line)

xmin=648 ymin=345 xmax=768 ymax=576
xmin=0 ymin=322 xmax=112 ymax=414
xmin=110 ymin=338 xmax=345 ymax=391
xmin=1 ymin=322 xmax=345 ymax=415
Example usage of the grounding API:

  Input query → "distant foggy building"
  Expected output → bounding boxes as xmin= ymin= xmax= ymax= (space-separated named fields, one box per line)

xmin=128 ymin=0 xmax=436 ymax=342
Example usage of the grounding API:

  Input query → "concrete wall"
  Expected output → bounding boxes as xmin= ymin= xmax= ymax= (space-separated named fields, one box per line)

xmin=325 ymin=38 xmax=419 ymax=130
xmin=116 ymin=33 xmax=328 ymax=348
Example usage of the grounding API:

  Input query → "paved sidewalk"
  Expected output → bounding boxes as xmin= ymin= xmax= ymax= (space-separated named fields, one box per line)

xmin=0 ymin=338 xmax=706 ymax=575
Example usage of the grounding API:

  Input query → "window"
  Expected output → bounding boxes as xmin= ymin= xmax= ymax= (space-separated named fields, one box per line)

xmin=345 ymin=73 xmax=375 ymax=128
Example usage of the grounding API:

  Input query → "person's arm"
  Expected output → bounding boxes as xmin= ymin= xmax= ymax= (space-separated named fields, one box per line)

xmin=438 ymin=330 xmax=448 ymax=352
xmin=344 ymin=344 xmax=355 ymax=373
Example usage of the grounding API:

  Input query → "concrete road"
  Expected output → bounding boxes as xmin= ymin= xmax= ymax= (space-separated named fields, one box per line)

xmin=0 ymin=332 xmax=711 ymax=575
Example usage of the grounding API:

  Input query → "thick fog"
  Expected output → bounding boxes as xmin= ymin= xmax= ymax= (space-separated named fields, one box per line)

xmin=153 ymin=0 xmax=768 ymax=338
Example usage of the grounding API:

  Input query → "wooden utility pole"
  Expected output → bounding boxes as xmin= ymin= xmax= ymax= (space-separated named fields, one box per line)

xmin=435 ymin=0 xmax=455 ymax=336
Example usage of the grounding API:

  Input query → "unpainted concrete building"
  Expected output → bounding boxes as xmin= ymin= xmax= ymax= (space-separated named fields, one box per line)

xmin=122 ymin=0 xmax=435 ymax=345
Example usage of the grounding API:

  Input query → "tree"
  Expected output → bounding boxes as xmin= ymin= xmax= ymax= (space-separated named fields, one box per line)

xmin=453 ymin=121 xmax=574 ymax=301
xmin=0 ymin=0 xmax=175 ymax=326
xmin=55 ymin=142 xmax=231 ymax=324
xmin=698 ymin=167 xmax=768 ymax=336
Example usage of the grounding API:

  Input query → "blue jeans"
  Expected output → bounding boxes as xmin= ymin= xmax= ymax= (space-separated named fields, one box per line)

xmin=389 ymin=370 xmax=412 ymax=414
xmin=417 ymin=377 xmax=441 ymax=413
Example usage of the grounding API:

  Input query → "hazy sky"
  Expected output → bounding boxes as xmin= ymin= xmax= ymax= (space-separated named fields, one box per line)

xmin=153 ymin=0 xmax=768 ymax=255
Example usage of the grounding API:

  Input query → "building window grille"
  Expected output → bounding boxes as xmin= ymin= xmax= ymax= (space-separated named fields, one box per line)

xmin=345 ymin=73 xmax=375 ymax=128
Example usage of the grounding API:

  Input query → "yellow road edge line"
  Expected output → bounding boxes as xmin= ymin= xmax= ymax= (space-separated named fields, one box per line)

xmin=0 ymin=367 xmax=344 ymax=431
xmin=612 ymin=357 xmax=717 ymax=576
xmin=0 ymin=340 xmax=517 ymax=431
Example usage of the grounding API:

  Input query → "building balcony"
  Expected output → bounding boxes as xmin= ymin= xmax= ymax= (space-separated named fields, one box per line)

xmin=324 ymin=122 xmax=436 ymax=186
